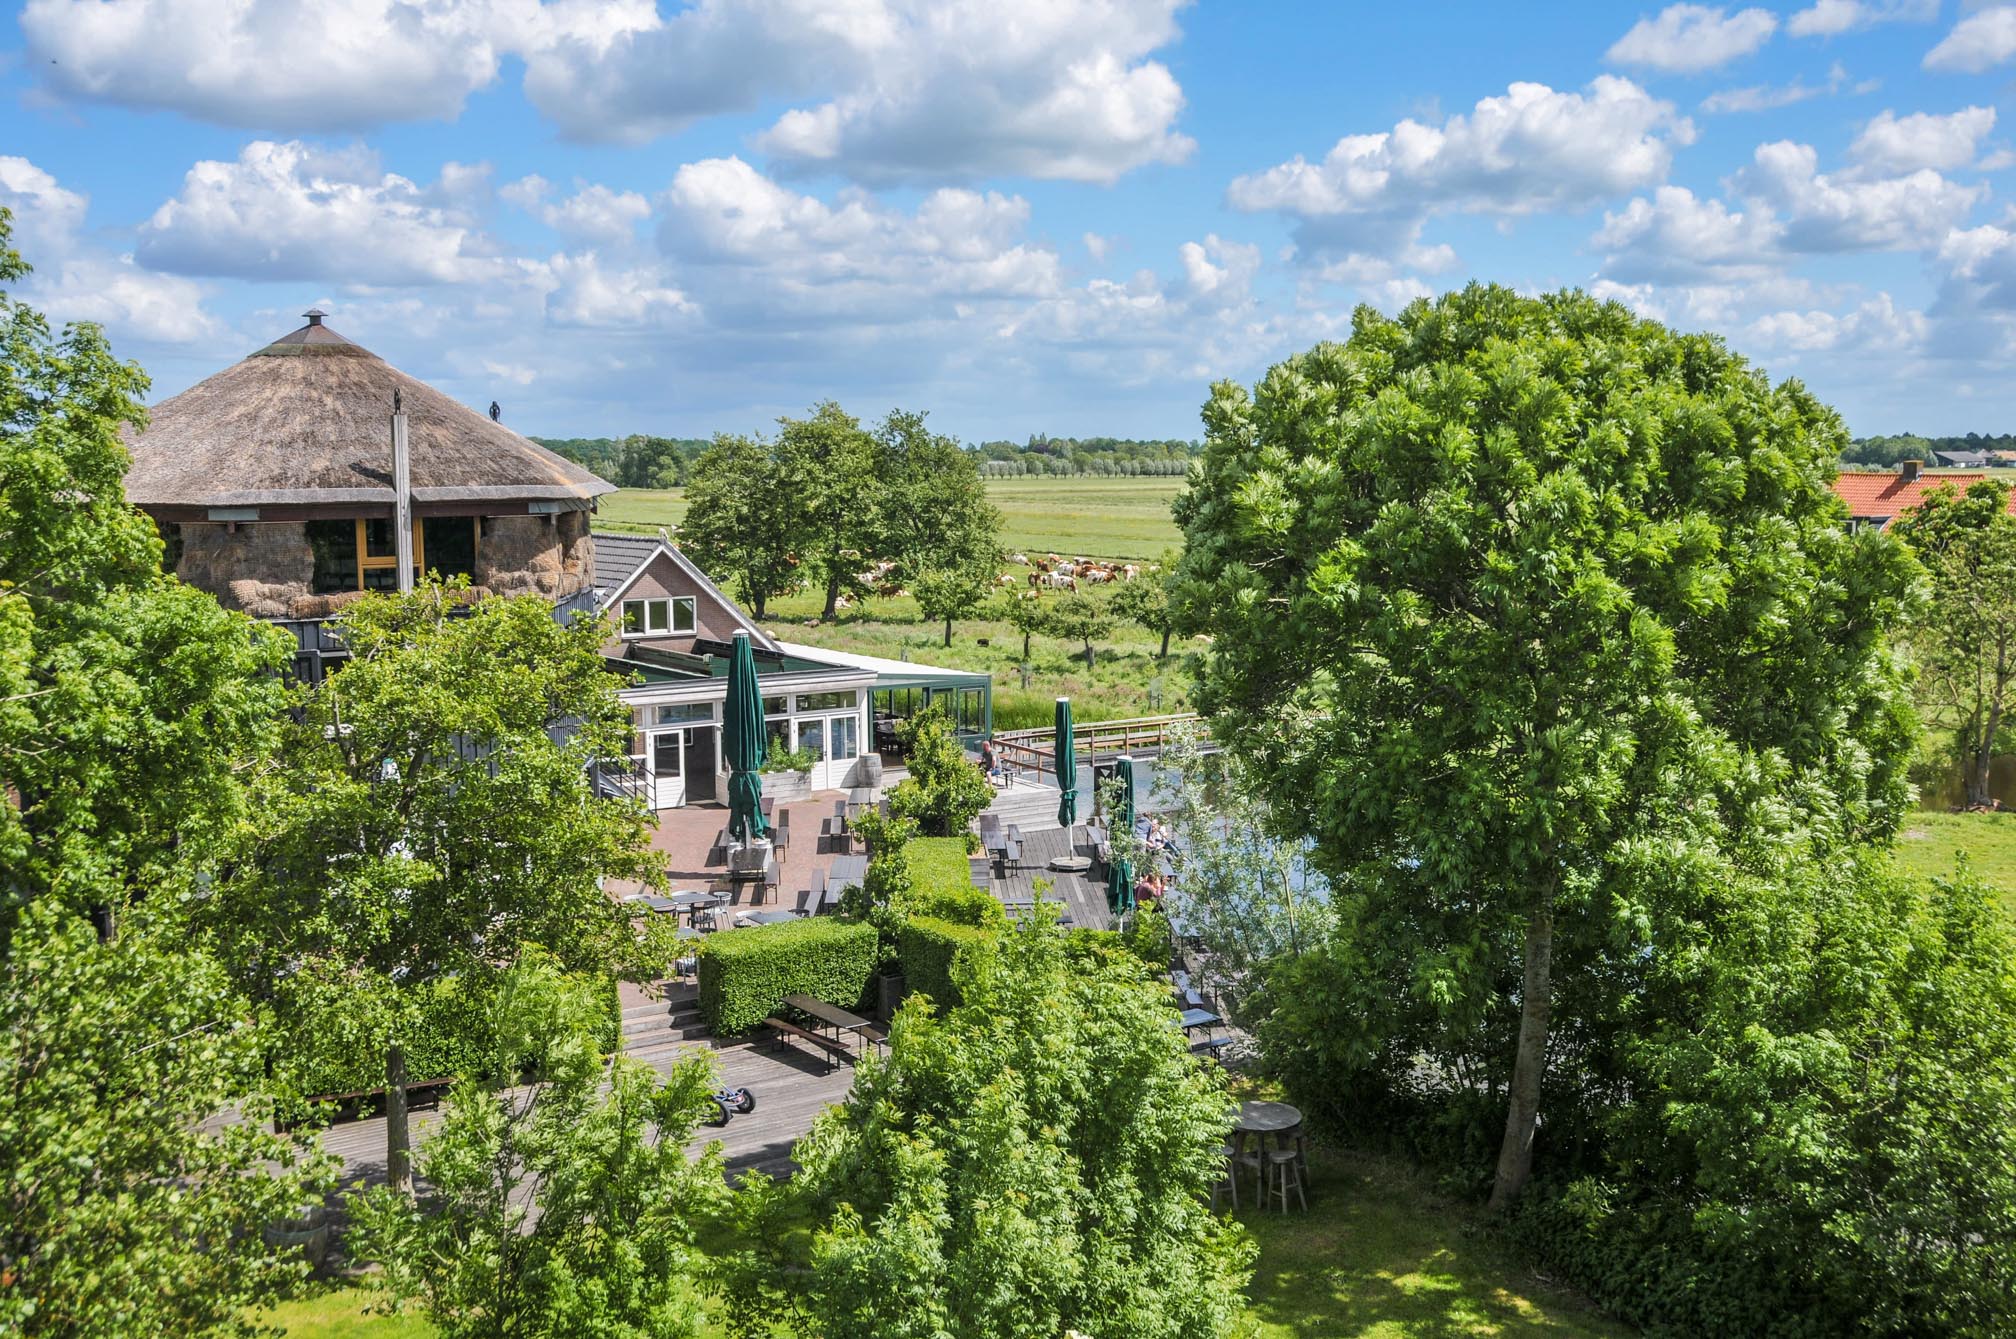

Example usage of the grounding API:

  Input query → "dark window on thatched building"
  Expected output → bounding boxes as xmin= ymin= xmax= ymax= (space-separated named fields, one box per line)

xmin=308 ymin=520 xmax=359 ymax=594
xmin=156 ymin=520 xmax=182 ymax=576
xmin=422 ymin=517 xmax=476 ymax=584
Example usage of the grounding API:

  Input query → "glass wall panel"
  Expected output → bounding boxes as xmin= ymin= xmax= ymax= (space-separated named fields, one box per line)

xmin=797 ymin=718 xmax=827 ymax=761
xmin=307 ymin=519 xmax=358 ymax=594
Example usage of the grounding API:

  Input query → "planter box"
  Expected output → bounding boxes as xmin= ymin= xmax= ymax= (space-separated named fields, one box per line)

xmin=761 ymin=769 xmax=813 ymax=804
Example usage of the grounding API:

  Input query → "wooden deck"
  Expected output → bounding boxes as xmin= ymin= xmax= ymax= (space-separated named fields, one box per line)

xmin=989 ymin=825 xmax=1116 ymax=930
xmin=320 ymin=1033 xmax=860 ymax=1191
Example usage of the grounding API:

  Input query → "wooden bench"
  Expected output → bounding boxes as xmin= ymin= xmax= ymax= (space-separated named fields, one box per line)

xmin=764 ymin=1017 xmax=854 ymax=1073
xmin=285 ymin=1075 xmax=455 ymax=1129
xmin=1190 ymin=1036 xmax=1233 ymax=1061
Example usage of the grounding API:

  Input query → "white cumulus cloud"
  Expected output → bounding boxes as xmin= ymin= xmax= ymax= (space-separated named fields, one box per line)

xmin=1735 ymin=139 xmax=1987 ymax=252
xmin=1227 ymin=77 xmax=1693 ymax=259
xmin=1594 ymin=185 xmax=1779 ymax=282
xmin=0 ymin=156 xmax=224 ymax=344
xmin=20 ymin=0 xmax=514 ymax=131
xmin=1850 ymin=107 xmax=1997 ymax=174
xmin=1606 ymin=5 xmax=1778 ymax=74
xmin=1924 ymin=5 xmax=2016 ymax=72
xmin=1788 ymin=0 xmax=1936 ymax=39
xmin=136 ymin=141 xmax=511 ymax=286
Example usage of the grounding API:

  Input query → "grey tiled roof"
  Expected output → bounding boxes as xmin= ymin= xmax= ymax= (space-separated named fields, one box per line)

xmin=592 ymin=532 xmax=663 ymax=601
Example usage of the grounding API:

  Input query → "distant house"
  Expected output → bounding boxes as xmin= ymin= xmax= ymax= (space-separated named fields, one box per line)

xmin=1933 ymin=449 xmax=1992 ymax=468
xmin=1833 ymin=460 xmax=2016 ymax=530
xmin=591 ymin=532 xmax=992 ymax=809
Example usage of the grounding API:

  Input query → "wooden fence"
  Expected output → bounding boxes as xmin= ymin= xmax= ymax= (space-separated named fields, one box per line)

xmin=989 ymin=713 xmax=1206 ymax=784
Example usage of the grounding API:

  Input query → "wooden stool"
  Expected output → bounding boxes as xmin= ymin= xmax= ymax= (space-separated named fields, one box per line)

xmin=1210 ymin=1141 xmax=1242 ymax=1212
xmin=1266 ymin=1148 xmax=1307 ymax=1213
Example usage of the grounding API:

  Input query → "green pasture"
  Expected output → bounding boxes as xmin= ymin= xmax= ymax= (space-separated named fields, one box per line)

xmin=594 ymin=476 xmax=1187 ymax=563
xmin=1892 ymin=810 xmax=2016 ymax=915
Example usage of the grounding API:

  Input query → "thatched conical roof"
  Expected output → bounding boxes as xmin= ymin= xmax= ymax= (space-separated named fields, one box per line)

xmin=123 ymin=313 xmax=613 ymax=510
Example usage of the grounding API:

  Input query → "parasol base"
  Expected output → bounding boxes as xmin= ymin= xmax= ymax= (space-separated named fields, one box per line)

xmin=1048 ymin=855 xmax=1092 ymax=874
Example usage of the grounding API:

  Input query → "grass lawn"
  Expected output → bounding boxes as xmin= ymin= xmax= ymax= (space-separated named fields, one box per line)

xmin=595 ymin=476 xmax=1187 ymax=563
xmin=262 ymin=1145 xmax=1626 ymax=1339
xmin=1240 ymin=1149 xmax=1630 ymax=1339
xmin=1892 ymin=809 xmax=2016 ymax=914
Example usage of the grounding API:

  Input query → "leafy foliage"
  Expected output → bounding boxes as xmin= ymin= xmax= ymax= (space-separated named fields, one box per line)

xmin=741 ymin=917 xmax=1253 ymax=1339
xmin=1174 ymin=285 xmax=1920 ymax=1211
xmin=1106 ymin=551 xmax=1177 ymax=657
xmin=910 ymin=564 xmax=996 ymax=647
xmin=205 ymin=584 xmax=666 ymax=1171
xmin=1038 ymin=591 xmax=1115 ymax=670
xmin=353 ymin=956 xmax=722 ymax=1339
xmin=694 ymin=916 xmax=880 ymax=1035
xmin=886 ymin=706 xmax=992 ymax=837
xmin=1894 ymin=479 xmax=2016 ymax=807
xmin=0 ymin=900 xmax=337 ymax=1339
xmin=894 ymin=916 xmax=995 ymax=1010
xmin=677 ymin=433 xmax=805 ymax=619
xmin=0 ymin=211 xmax=331 ymax=1336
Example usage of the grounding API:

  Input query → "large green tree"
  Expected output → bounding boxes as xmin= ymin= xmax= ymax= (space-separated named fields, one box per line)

xmin=677 ymin=433 xmax=803 ymax=619
xmin=0 ymin=211 xmax=331 ymax=1335
xmin=208 ymin=584 xmax=668 ymax=1192
xmin=871 ymin=408 xmax=1001 ymax=582
xmin=775 ymin=403 xmax=880 ymax=621
xmin=725 ymin=917 xmax=1253 ymax=1339
xmin=1175 ymin=286 xmax=1919 ymax=1209
xmin=353 ymin=956 xmax=721 ymax=1339
xmin=1894 ymin=479 xmax=2016 ymax=808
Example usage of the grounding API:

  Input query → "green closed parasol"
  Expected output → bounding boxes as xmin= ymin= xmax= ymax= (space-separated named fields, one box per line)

xmin=1106 ymin=754 xmax=1136 ymax=914
xmin=1055 ymin=697 xmax=1077 ymax=829
xmin=724 ymin=630 xmax=769 ymax=845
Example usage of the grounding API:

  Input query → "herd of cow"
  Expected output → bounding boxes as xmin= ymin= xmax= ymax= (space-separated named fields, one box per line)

xmin=1000 ymin=553 xmax=1146 ymax=591
xmin=833 ymin=553 xmax=1151 ymax=608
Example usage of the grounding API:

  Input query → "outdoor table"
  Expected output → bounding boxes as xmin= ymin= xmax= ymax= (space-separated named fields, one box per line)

xmin=847 ymin=787 xmax=875 ymax=819
xmin=1178 ymin=1008 xmax=1222 ymax=1033
xmin=827 ymin=854 xmax=868 ymax=894
xmin=783 ymin=993 xmax=878 ymax=1053
xmin=626 ymin=893 xmax=679 ymax=914
xmin=739 ymin=909 xmax=797 ymax=926
xmin=1231 ymin=1100 xmax=1306 ymax=1204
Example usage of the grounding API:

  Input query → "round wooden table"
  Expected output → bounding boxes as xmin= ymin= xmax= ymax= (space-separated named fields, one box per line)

xmin=1233 ymin=1100 xmax=1303 ymax=1137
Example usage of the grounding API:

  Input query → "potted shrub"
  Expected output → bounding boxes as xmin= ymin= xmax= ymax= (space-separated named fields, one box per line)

xmin=760 ymin=743 xmax=818 ymax=803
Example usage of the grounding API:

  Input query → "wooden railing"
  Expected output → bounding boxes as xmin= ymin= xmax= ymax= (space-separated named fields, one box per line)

xmin=990 ymin=713 xmax=1206 ymax=784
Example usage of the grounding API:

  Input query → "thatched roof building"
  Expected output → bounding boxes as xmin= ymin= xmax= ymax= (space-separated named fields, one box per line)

xmin=125 ymin=311 xmax=609 ymax=514
xmin=124 ymin=313 xmax=612 ymax=662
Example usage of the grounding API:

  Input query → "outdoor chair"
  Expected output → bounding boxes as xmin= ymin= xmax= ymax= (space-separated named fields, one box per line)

xmin=1266 ymin=1148 xmax=1307 ymax=1213
xmin=1212 ymin=1140 xmax=1244 ymax=1212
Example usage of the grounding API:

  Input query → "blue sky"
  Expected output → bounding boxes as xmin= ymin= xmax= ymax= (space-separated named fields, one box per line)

xmin=4 ymin=1 xmax=2015 ymax=443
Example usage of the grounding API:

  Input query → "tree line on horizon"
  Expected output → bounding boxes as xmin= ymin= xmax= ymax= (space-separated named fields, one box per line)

xmin=534 ymin=431 xmax=1202 ymax=485
xmin=1843 ymin=431 xmax=2016 ymax=467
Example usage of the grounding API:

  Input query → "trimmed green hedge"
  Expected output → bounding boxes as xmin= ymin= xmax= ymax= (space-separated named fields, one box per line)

xmin=907 ymin=883 xmax=1007 ymax=930
xmin=898 ymin=916 xmax=997 ymax=1011
xmin=909 ymin=836 xmax=980 ymax=898
xmin=290 ymin=969 xmax=624 ymax=1098
xmin=696 ymin=917 xmax=880 ymax=1035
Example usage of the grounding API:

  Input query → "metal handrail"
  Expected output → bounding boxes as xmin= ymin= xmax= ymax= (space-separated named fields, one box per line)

xmin=989 ymin=712 xmax=1204 ymax=785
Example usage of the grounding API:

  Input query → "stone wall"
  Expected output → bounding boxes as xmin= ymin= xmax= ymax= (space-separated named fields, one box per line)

xmin=477 ymin=509 xmax=593 ymax=601
xmin=176 ymin=521 xmax=315 ymax=619
xmin=170 ymin=509 xmax=593 ymax=618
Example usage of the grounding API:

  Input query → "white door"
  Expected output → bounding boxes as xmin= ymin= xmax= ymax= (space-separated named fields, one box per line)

xmin=650 ymin=731 xmax=684 ymax=808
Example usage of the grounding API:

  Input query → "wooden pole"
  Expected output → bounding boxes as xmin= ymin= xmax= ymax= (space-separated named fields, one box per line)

xmin=391 ymin=399 xmax=414 ymax=593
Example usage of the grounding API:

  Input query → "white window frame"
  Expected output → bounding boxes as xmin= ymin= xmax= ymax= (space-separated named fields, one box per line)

xmin=621 ymin=596 xmax=696 ymax=639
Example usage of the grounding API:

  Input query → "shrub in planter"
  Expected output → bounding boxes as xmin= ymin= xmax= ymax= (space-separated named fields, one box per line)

xmin=897 ymin=916 xmax=998 ymax=1011
xmin=697 ymin=917 xmax=880 ymax=1035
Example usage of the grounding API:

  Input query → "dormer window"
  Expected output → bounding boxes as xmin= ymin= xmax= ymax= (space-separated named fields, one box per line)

xmin=622 ymin=596 xmax=695 ymax=638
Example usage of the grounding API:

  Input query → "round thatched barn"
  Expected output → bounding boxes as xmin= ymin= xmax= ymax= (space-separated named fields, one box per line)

xmin=123 ymin=311 xmax=612 ymax=630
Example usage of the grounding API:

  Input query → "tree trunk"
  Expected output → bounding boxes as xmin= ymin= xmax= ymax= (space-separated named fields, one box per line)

xmin=753 ymin=593 xmax=767 ymax=620
xmin=1971 ymin=698 xmax=2005 ymax=807
xmin=943 ymin=617 xmax=953 ymax=647
xmin=822 ymin=572 xmax=842 ymax=621
xmin=386 ymin=1043 xmax=413 ymax=1197
xmin=1084 ymin=640 xmax=1096 ymax=671
xmin=1159 ymin=625 xmax=1171 ymax=659
xmin=1022 ymin=629 xmax=1032 ymax=659
xmin=1489 ymin=905 xmax=1554 ymax=1213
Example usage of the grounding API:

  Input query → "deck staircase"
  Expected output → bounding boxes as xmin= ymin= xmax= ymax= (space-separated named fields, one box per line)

xmin=617 ymin=981 xmax=710 ymax=1066
xmin=983 ymin=777 xmax=1064 ymax=833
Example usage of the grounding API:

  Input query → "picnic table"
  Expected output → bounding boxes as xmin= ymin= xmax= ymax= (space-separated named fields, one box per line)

xmin=765 ymin=992 xmax=886 ymax=1072
xmin=624 ymin=893 xmax=679 ymax=915
xmin=1178 ymin=1007 xmax=1222 ymax=1033
xmin=802 ymin=855 xmax=869 ymax=915
xmin=846 ymin=787 xmax=876 ymax=819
